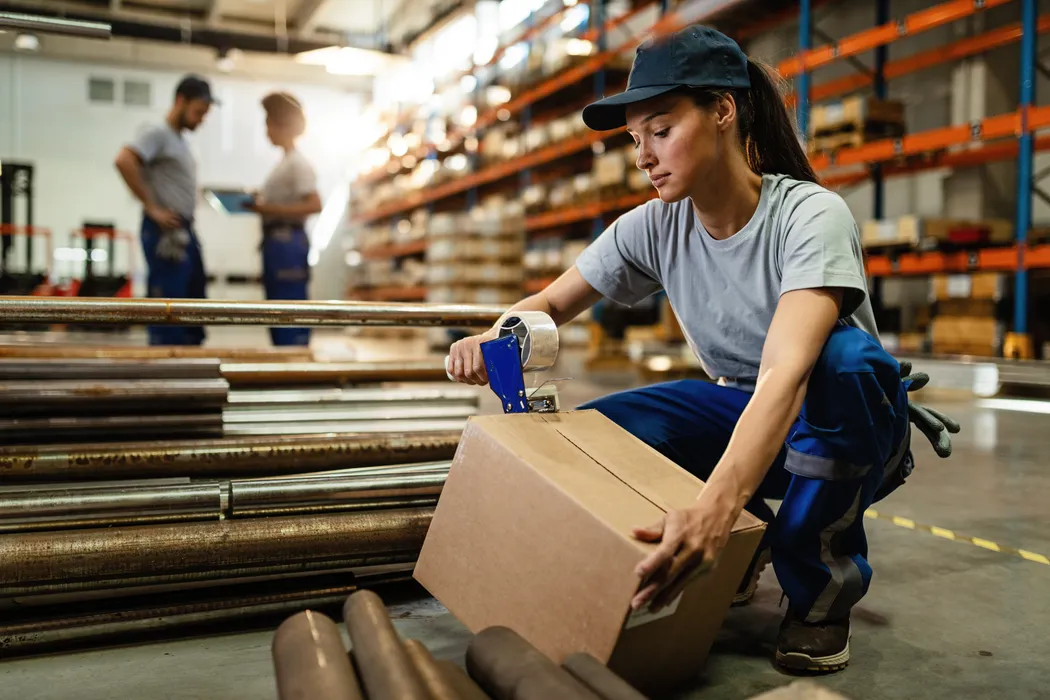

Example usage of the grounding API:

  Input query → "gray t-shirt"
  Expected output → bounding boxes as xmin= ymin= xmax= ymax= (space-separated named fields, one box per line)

xmin=576 ymin=173 xmax=878 ymax=389
xmin=128 ymin=124 xmax=197 ymax=220
xmin=260 ymin=149 xmax=317 ymax=224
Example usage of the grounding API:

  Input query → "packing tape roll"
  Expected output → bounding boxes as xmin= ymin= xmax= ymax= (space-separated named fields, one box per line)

xmin=496 ymin=310 xmax=559 ymax=373
xmin=443 ymin=311 xmax=559 ymax=380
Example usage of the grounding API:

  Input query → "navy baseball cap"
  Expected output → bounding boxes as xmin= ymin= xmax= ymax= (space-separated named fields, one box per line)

xmin=582 ymin=25 xmax=750 ymax=131
xmin=175 ymin=75 xmax=219 ymax=104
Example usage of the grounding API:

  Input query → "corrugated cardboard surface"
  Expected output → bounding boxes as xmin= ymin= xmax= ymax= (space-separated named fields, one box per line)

xmin=414 ymin=410 xmax=765 ymax=693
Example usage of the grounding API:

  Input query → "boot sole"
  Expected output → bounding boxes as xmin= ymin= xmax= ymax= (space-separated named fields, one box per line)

xmin=775 ymin=639 xmax=850 ymax=673
xmin=731 ymin=548 xmax=772 ymax=606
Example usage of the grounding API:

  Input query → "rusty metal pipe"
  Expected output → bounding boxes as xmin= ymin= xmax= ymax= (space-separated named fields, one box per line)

xmin=0 ymin=296 xmax=503 ymax=327
xmin=0 ymin=358 xmax=222 ymax=380
xmin=0 ymin=431 xmax=461 ymax=482
xmin=0 ymin=555 xmax=416 ymax=599
xmin=222 ymin=361 xmax=448 ymax=387
xmin=435 ymin=660 xmax=493 ymax=700
xmin=0 ymin=413 xmax=225 ymax=444
xmin=404 ymin=640 xmax=464 ymax=700
xmin=0 ymin=378 xmax=230 ymax=416
xmin=230 ymin=472 xmax=446 ymax=518
xmin=343 ymin=590 xmax=430 ymax=700
xmin=562 ymin=653 xmax=649 ymax=700
xmin=466 ymin=626 xmax=601 ymax=700
xmin=274 ymin=610 xmax=365 ymax=700
xmin=0 ymin=508 xmax=432 ymax=594
xmin=0 ymin=346 xmax=312 ymax=361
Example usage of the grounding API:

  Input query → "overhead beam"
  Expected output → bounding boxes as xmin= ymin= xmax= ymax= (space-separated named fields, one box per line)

xmin=295 ymin=0 xmax=327 ymax=34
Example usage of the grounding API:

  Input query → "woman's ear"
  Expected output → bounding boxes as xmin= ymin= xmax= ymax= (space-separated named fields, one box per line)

xmin=715 ymin=93 xmax=737 ymax=132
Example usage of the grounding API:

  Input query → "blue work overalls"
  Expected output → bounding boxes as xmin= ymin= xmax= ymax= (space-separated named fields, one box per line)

xmin=261 ymin=223 xmax=311 ymax=346
xmin=581 ymin=323 xmax=912 ymax=624
xmin=140 ymin=214 xmax=206 ymax=346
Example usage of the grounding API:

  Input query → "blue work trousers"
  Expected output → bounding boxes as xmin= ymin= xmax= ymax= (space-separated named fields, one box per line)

xmin=581 ymin=324 xmax=912 ymax=623
xmin=262 ymin=225 xmax=311 ymax=347
xmin=140 ymin=215 xmax=206 ymax=346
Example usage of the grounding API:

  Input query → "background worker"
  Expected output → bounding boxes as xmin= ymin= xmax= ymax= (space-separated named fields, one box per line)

xmin=246 ymin=92 xmax=321 ymax=347
xmin=114 ymin=75 xmax=215 ymax=346
xmin=448 ymin=26 xmax=958 ymax=674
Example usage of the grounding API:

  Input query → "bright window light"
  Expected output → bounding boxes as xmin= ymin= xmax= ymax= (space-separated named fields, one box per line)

xmin=500 ymin=43 xmax=529 ymax=71
xmin=560 ymin=4 xmax=589 ymax=32
xmin=975 ymin=398 xmax=1050 ymax=415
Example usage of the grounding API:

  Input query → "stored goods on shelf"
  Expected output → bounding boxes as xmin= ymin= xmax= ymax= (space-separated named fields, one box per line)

xmin=930 ymin=272 xmax=1006 ymax=301
xmin=809 ymin=96 xmax=905 ymax=153
xmin=930 ymin=315 xmax=1002 ymax=357
xmin=862 ymin=216 xmax=1014 ymax=250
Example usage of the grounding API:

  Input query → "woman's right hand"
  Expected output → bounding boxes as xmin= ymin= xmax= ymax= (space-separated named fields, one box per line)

xmin=447 ymin=329 xmax=500 ymax=385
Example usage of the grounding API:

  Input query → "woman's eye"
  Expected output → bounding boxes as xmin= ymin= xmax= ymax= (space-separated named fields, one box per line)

xmin=654 ymin=129 xmax=669 ymax=138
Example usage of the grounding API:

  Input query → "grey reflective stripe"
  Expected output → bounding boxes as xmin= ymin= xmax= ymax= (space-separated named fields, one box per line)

xmin=883 ymin=422 xmax=912 ymax=479
xmin=784 ymin=447 xmax=872 ymax=481
xmin=806 ymin=488 xmax=865 ymax=623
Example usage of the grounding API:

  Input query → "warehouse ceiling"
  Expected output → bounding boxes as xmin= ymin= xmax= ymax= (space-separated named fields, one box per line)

xmin=0 ymin=0 xmax=463 ymax=54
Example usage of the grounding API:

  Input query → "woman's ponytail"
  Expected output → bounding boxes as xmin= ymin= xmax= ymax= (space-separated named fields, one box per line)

xmin=686 ymin=59 xmax=819 ymax=184
xmin=737 ymin=59 xmax=818 ymax=183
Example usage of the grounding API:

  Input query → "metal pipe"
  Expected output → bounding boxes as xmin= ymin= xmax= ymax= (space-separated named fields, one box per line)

xmin=0 ymin=431 xmax=461 ymax=482
xmin=343 ymin=590 xmax=431 ymax=700
xmin=435 ymin=660 xmax=493 ymax=700
xmin=0 ymin=413 xmax=224 ymax=444
xmin=224 ymin=419 xmax=469 ymax=437
xmin=0 ymin=482 xmax=222 ymax=533
xmin=562 ymin=653 xmax=649 ymax=700
xmin=229 ymin=472 xmax=446 ymax=518
xmin=0 ymin=378 xmax=229 ymax=416
xmin=221 ymin=360 xmax=448 ymax=387
xmin=0 ymin=11 xmax=111 ymax=38
xmin=1015 ymin=0 xmax=1037 ymax=336
xmin=274 ymin=610 xmax=365 ymax=700
xmin=466 ymin=626 xmax=601 ymax=700
xmin=0 ymin=469 xmax=446 ymax=532
xmin=0 ymin=358 xmax=222 ymax=380
xmin=404 ymin=640 xmax=463 ymax=700
xmin=796 ymin=0 xmax=812 ymax=140
xmin=0 ymin=345 xmax=312 ymax=361
xmin=0 ymin=556 xmax=416 ymax=599
xmin=0 ymin=296 xmax=503 ymax=328
xmin=0 ymin=508 xmax=432 ymax=594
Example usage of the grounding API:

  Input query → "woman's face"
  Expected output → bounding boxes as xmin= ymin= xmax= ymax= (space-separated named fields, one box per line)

xmin=625 ymin=93 xmax=735 ymax=203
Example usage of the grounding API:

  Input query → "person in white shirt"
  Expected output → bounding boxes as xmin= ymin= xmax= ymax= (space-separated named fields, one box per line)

xmin=246 ymin=92 xmax=322 ymax=346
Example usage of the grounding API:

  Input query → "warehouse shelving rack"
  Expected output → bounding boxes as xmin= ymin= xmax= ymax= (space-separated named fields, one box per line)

xmin=349 ymin=0 xmax=1045 ymax=355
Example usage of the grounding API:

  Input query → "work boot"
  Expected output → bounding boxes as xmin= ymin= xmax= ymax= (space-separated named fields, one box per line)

xmin=775 ymin=607 xmax=851 ymax=673
xmin=732 ymin=547 xmax=771 ymax=606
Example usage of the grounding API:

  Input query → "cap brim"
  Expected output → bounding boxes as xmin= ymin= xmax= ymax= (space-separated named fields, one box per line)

xmin=582 ymin=85 xmax=680 ymax=131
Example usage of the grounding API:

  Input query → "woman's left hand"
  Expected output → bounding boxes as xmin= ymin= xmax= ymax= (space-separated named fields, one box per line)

xmin=631 ymin=487 xmax=739 ymax=612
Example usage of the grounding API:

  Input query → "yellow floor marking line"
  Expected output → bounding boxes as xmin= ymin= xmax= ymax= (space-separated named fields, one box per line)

xmin=865 ymin=509 xmax=1049 ymax=567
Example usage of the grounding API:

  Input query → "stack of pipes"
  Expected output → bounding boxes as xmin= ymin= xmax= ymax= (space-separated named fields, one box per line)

xmin=273 ymin=590 xmax=650 ymax=700
xmin=0 ymin=296 xmax=504 ymax=655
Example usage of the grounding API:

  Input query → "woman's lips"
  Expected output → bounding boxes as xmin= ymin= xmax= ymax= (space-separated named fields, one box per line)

xmin=651 ymin=173 xmax=670 ymax=188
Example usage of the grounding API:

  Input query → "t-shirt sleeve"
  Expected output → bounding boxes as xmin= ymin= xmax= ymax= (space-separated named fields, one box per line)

xmin=128 ymin=125 xmax=166 ymax=164
xmin=292 ymin=156 xmax=318 ymax=198
xmin=779 ymin=191 xmax=869 ymax=317
xmin=574 ymin=201 xmax=663 ymax=306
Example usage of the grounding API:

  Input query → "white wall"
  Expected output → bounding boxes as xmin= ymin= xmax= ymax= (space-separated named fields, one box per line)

xmin=0 ymin=52 xmax=364 ymax=297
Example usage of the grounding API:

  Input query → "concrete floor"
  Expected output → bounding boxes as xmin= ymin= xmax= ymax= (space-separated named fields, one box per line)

xmin=1 ymin=362 xmax=1049 ymax=699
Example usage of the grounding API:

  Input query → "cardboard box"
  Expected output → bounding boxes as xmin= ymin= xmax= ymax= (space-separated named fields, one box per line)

xmin=930 ymin=272 xmax=1005 ymax=301
xmin=810 ymin=95 xmax=903 ymax=135
xmin=899 ymin=216 xmax=1013 ymax=247
xmin=930 ymin=315 xmax=1001 ymax=357
xmin=414 ymin=410 xmax=766 ymax=693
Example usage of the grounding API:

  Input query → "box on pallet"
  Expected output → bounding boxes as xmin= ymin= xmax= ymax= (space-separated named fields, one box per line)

xmin=594 ymin=150 xmax=628 ymax=189
xmin=415 ymin=410 xmax=765 ymax=694
xmin=930 ymin=273 xmax=1005 ymax=302
xmin=900 ymin=216 xmax=1013 ymax=247
xmin=930 ymin=316 xmax=1001 ymax=357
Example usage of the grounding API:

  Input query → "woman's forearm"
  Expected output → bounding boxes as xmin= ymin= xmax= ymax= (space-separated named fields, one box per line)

xmin=704 ymin=364 xmax=810 ymax=513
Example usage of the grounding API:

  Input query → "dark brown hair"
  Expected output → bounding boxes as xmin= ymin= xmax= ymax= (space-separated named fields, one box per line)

xmin=686 ymin=59 xmax=818 ymax=184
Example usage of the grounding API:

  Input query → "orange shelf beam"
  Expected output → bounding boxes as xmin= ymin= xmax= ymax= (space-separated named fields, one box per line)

xmin=360 ymin=240 xmax=427 ymax=260
xmin=865 ymin=245 xmax=1050 ymax=277
xmin=778 ymin=0 xmax=1013 ymax=78
xmin=787 ymin=14 xmax=1050 ymax=106
xmin=525 ymin=192 xmax=655 ymax=231
xmin=524 ymin=276 xmax=558 ymax=294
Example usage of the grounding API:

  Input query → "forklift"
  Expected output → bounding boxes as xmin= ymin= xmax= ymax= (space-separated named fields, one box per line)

xmin=0 ymin=160 xmax=51 ymax=296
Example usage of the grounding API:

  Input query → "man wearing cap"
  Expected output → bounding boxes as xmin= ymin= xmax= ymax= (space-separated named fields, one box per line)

xmin=114 ymin=75 xmax=215 ymax=346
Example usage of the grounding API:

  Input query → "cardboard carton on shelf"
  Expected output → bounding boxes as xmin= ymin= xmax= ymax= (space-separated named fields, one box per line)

xmin=628 ymin=168 xmax=652 ymax=192
xmin=561 ymin=240 xmax=590 ymax=270
xmin=414 ymin=410 xmax=765 ymax=694
xmin=930 ymin=272 xmax=1005 ymax=302
xmin=861 ymin=219 xmax=917 ymax=250
xmin=809 ymin=95 xmax=905 ymax=153
xmin=930 ymin=315 xmax=1002 ymax=357
xmin=594 ymin=150 xmax=628 ymax=190
xmin=899 ymin=216 xmax=1014 ymax=248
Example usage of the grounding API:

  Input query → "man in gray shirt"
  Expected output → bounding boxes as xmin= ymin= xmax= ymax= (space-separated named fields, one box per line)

xmin=114 ymin=75 xmax=215 ymax=345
